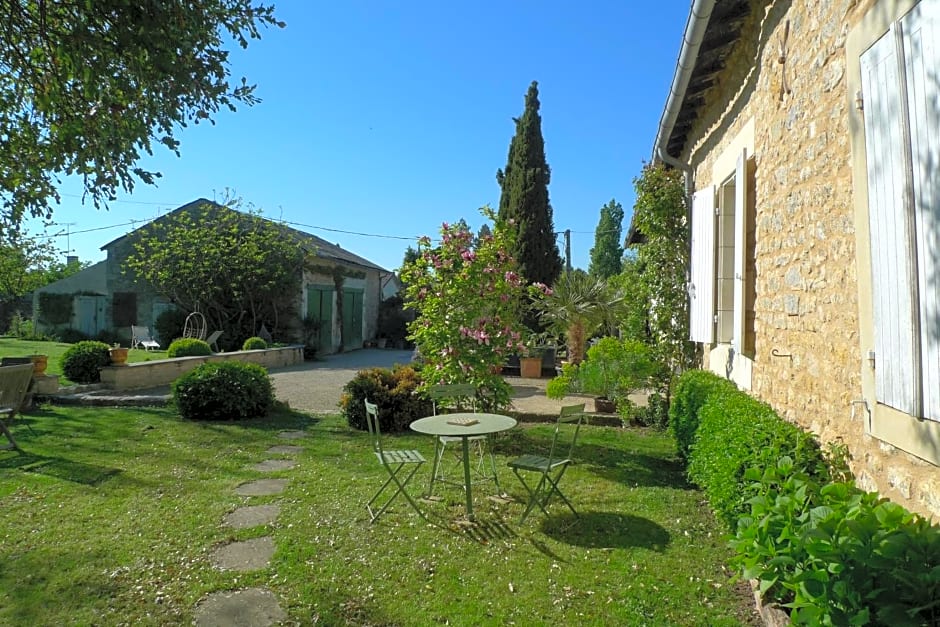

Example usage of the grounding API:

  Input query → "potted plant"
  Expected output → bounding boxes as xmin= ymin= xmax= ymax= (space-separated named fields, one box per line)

xmin=29 ymin=354 xmax=48 ymax=376
xmin=109 ymin=344 xmax=129 ymax=366
xmin=546 ymin=337 xmax=656 ymax=414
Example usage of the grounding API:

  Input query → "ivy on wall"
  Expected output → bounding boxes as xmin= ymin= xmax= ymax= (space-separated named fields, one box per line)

xmin=37 ymin=292 xmax=74 ymax=325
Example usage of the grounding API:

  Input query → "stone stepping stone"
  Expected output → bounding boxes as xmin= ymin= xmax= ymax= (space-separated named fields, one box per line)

xmin=209 ymin=536 xmax=275 ymax=572
xmin=194 ymin=587 xmax=286 ymax=627
xmin=277 ymin=430 xmax=307 ymax=440
xmin=223 ymin=504 xmax=281 ymax=529
xmin=250 ymin=459 xmax=297 ymax=472
xmin=235 ymin=479 xmax=287 ymax=497
xmin=266 ymin=444 xmax=304 ymax=455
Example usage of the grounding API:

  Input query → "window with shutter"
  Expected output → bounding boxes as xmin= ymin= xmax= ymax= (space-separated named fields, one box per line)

xmin=860 ymin=0 xmax=940 ymax=422
xmin=689 ymin=186 xmax=716 ymax=343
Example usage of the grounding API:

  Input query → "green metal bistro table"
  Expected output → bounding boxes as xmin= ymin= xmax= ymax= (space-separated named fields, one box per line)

xmin=410 ymin=412 xmax=517 ymax=521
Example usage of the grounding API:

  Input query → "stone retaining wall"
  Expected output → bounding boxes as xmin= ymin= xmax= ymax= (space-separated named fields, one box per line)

xmin=98 ymin=346 xmax=304 ymax=391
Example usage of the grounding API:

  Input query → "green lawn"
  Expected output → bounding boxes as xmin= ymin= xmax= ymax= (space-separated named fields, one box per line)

xmin=0 ymin=404 xmax=759 ymax=625
xmin=1 ymin=337 xmax=169 ymax=385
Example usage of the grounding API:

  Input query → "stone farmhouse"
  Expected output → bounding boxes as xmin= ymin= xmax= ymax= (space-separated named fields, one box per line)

xmin=33 ymin=199 xmax=395 ymax=354
xmin=653 ymin=0 xmax=939 ymax=517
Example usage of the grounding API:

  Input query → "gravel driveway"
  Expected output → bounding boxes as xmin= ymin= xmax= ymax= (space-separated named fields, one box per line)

xmin=271 ymin=348 xmax=414 ymax=413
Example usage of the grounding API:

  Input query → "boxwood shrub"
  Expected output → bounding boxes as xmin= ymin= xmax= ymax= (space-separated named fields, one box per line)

xmin=687 ymin=383 xmax=827 ymax=529
xmin=172 ymin=361 xmax=273 ymax=421
xmin=242 ymin=336 xmax=268 ymax=350
xmin=61 ymin=340 xmax=111 ymax=384
xmin=167 ymin=338 xmax=212 ymax=358
xmin=669 ymin=369 xmax=738 ymax=461
xmin=340 ymin=365 xmax=432 ymax=433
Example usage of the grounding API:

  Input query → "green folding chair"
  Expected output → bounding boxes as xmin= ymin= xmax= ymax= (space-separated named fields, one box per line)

xmin=507 ymin=403 xmax=585 ymax=523
xmin=363 ymin=399 xmax=426 ymax=522
xmin=426 ymin=383 xmax=496 ymax=497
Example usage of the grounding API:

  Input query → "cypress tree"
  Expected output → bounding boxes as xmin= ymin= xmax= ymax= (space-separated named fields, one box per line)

xmin=588 ymin=198 xmax=624 ymax=278
xmin=496 ymin=80 xmax=563 ymax=288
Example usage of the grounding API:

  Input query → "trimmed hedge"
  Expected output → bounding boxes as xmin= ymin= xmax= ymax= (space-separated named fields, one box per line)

xmin=687 ymin=384 xmax=827 ymax=528
xmin=242 ymin=336 xmax=268 ymax=350
xmin=669 ymin=369 xmax=738 ymax=460
xmin=167 ymin=338 xmax=212 ymax=358
xmin=340 ymin=365 xmax=432 ymax=433
xmin=61 ymin=340 xmax=111 ymax=384
xmin=172 ymin=361 xmax=274 ymax=421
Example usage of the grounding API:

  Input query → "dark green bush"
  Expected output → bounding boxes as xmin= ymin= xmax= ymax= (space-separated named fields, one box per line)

xmin=172 ymin=361 xmax=274 ymax=421
xmin=61 ymin=340 xmax=111 ymax=383
xmin=669 ymin=369 xmax=739 ymax=461
xmin=340 ymin=365 xmax=432 ymax=433
xmin=687 ymin=385 xmax=827 ymax=528
xmin=732 ymin=457 xmax=940 ymax=625
xmin=167 ymin=338 xmax=212 ymax=358
xmin=154 ymin=308 xmax=188 ymax=346
xmin=58 ymin=328 xmax=90 ymax=344
xmin=242 ymin=336 xmax=268 ymax=350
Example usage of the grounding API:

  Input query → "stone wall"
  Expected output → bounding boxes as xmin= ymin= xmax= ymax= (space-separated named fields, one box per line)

xmin=98 ymin=345 xmax=304 ymax=390
xmin=681 ymin=0 xmax=938 ymax=517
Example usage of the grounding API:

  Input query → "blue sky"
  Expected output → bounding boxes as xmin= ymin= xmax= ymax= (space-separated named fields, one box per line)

xmin=32 ymin=2 xmax=689 ymax=273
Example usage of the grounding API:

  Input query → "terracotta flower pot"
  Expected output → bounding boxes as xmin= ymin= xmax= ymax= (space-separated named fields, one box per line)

xmin=520 ymin=356 xmax=542 ymax=378
xmin=30 ymin=354 xmax=48 ymax=376
xmin=109 ymin=347 xmax=129 ymax=366
xmin=594 ymin=397 xmax=617 ymax=414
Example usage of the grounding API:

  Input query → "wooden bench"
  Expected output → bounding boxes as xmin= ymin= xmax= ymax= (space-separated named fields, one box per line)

xmin=0 ymin=363 xmax=35 ymax=450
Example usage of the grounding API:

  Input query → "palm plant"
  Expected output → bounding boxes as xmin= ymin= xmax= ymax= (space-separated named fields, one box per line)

xmin=532 ymin=271 xmax=624 ymax=364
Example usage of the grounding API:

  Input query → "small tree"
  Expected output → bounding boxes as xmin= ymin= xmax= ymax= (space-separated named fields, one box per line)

xmin=588 ymin=199 xmax=624 ymax=279
xmin=124 ymin=200 xmax=304 ymax=344
xmin=400 ymin=207 xmax=530 ymax=412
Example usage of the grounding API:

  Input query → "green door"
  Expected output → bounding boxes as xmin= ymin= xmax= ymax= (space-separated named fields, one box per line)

xmin=342 ymin=288 xmax=363 ymax=350
xmin=306 ymin=286 xmax=334 ymax=353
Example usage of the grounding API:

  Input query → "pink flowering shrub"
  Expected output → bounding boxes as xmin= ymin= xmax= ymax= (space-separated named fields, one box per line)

xmin=401 ymin=207 xmax=529 ymax=412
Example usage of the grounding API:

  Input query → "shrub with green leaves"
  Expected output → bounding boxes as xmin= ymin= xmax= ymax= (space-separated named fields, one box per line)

xmin=166 ymin=338 xmax=212 ymax=358
xmin=340 ymin=365 xmax=432 ymax=433
xmin=172 ymin=361 xmax=273 ymax=421
xmin=242 ymin=336 xmax=267 ymax=350
xmin=732 ymin=457 xmax=940 ymax=625
xmin=687 ymin=384 xmax=827 ymax=528
xmin=669 ymin=369 xmax=739 ymax=461
xmin=61 ymin=340 xmax=111 ymax=384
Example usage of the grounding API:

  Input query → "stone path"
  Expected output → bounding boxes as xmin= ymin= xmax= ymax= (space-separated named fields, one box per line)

xmin=193 ymin=429 xmax=308 ymax=626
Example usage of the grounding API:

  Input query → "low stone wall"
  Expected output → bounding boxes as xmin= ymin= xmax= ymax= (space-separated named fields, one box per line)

xmin=98 ymin=346 xmax=304 ymax=391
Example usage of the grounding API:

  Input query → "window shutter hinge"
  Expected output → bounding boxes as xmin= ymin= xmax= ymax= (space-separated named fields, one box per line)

xmin=855 ymin=90 xmax=864 ymax=111
xmin=867 ymin=350 xmax=875 ymax=369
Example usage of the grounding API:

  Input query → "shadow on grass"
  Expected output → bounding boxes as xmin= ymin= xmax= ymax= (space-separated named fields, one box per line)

xmin=0 ymin=449 xmax=121 ymax=486
xmin=541 ymin=512 xmax=670 ymax=550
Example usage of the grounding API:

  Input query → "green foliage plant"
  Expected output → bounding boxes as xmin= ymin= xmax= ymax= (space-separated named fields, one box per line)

xmin=687 ymin=385 xmax=827 ymax=528
xmin=669 ymin=369 xmax=739 ymax=461
xmin=339 ymin=365 xmax=432 ymax=432
xmin=167 ymin=338 xmax=212 ymax=358
xmin=154 ymin=308 xmax=188 ymax=346
xmin=496 ymin=80 xmax=563 ymax=290
xmin=401 ymin=207 xmax=532 ymax=412
xmin=548 ymin=337 xmax=656 ymax=402
xmin=0 ymin=4 xmax=284 ymax=230
xmin=588 ymin=198 xmax=624 ymax=279
xmin=172 ymin=362 xmax=273 ymax=421
xmin=60 ymin=340 xmax=111 ymax=384
xmin=242 ymin=336 xmax=268 ymax=350
xmin=5 ymin=311 xmax=51 ymax=340
xmin=731 ymin=457 xmax=940 ymax=625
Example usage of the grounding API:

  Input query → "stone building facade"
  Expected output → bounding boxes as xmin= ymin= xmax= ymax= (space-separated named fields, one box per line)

xmin=657 ymin=0 xmax=939 ymax=517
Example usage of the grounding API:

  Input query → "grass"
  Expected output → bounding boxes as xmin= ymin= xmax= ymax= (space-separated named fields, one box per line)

xmin=0 ymin=403 xmax=759 ymax=625
xmin=1 ymin=337 xmax=169 ymax=385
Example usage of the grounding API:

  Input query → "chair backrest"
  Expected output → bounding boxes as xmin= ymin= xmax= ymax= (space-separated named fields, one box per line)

xmin=206 ymin=330 xmax=223 ymax=349
xmin=363 ymin=399 xmax=383 ymax=455
xmin=131 ymin=325 xmax=151 ymax=340
xmin=428 ymin=383 xmax=477 ymax=415
xmin=546 ymin=403 xmax=586 ymax=465
xmin=0 ymin=364 xmax=34 ymax=415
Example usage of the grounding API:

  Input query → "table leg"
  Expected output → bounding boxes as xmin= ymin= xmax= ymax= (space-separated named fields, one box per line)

xmin=462 ymin=436 xmax=474 ymax=520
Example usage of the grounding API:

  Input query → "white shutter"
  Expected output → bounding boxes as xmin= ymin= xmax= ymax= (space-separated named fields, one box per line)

xmin=732 ymin=149 xmax=748 ymax=354
xmin=860 ymin=26 xmax=918 ymax=415
xmin=903 ymin=0 xmax=940 ymax=421
xmin=689 ymin=186 xmax=716 ymax=343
